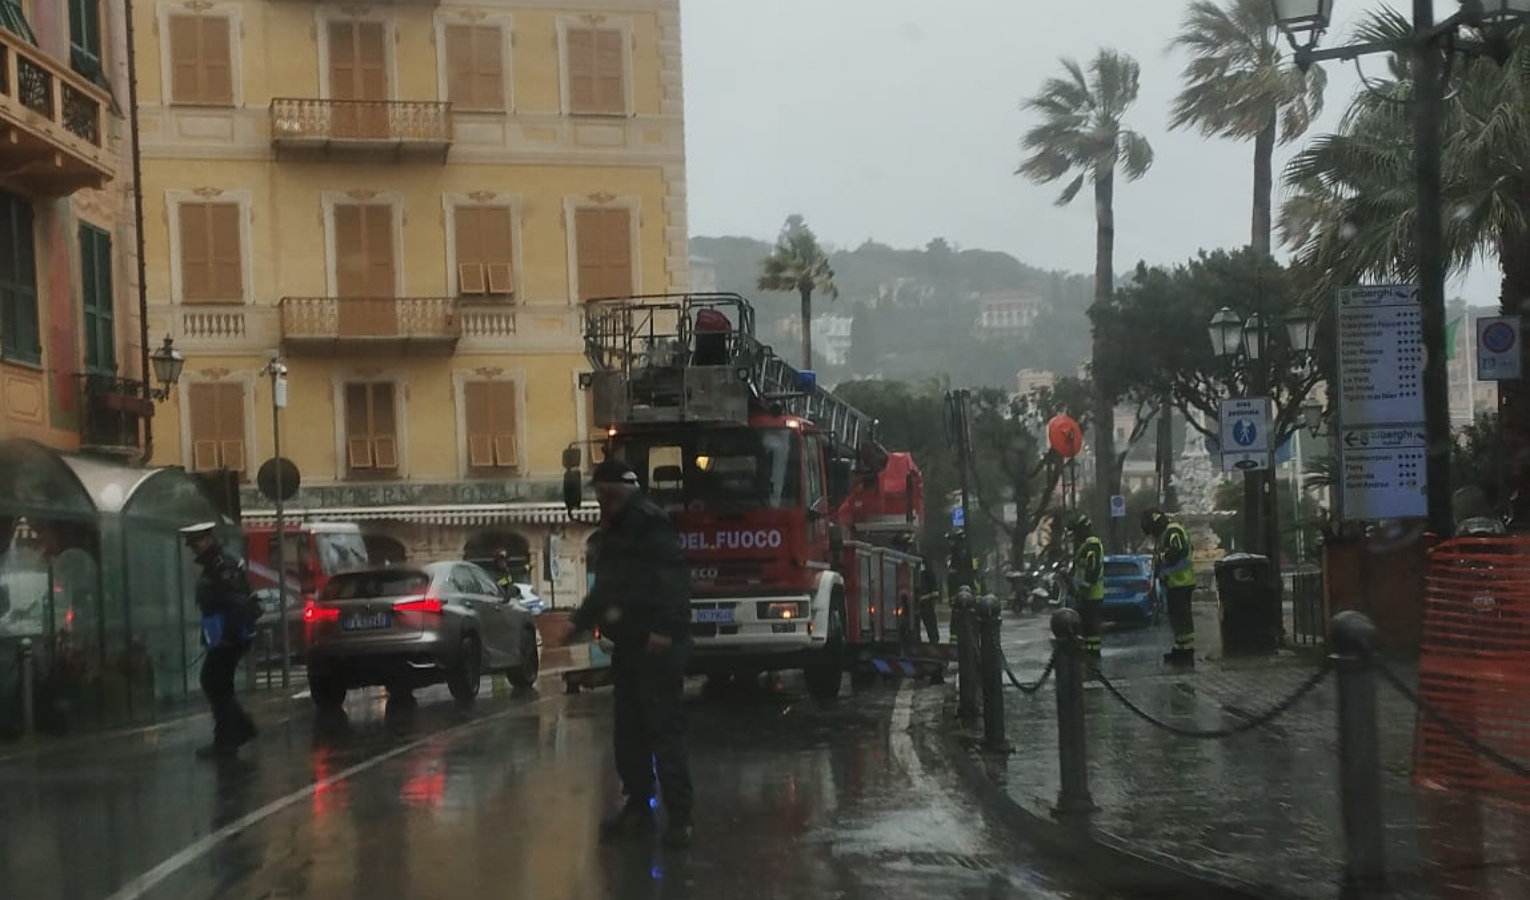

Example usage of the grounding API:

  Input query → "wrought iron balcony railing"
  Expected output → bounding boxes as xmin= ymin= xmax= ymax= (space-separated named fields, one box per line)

xmin=279 ymin=297 xmax=462 ymax=356
xmin=0 ymin=31 xmax=113 ymax=195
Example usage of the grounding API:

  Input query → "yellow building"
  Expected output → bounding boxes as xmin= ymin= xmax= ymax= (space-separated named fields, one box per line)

xmin=137 ymin=0 xmax=689 ymax=596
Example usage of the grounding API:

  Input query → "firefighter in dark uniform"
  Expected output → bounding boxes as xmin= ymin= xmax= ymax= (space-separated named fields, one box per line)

xmin=1069 ymin=514 xmax=1106 ymax=661
xmin=491 ymin=549 xmax=518 ymax=600
xmin=181 ymin=522 xmax=259 ymax=759
xmin=1143 ymin=508 xmax=1197 ymax=668
xmin=554 ymin=459 xmax=695 ymax=847
xmin=946 ymin=529 xmax=983 ymax=596
xmin=916 ymin=555 xmax=941 ymax=644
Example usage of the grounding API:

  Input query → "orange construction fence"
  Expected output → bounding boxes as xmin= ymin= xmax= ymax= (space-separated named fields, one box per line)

xmin=1415 ymin=536 xmax=1530 ymax=804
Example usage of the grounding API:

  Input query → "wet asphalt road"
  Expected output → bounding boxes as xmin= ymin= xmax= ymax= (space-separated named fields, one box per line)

xmin=0 ymin=668 xmax=1136 ymax=900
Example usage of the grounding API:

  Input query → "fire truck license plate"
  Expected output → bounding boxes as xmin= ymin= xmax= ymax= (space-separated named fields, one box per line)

xmin=695 ymin=608 xmax=734 ymax=625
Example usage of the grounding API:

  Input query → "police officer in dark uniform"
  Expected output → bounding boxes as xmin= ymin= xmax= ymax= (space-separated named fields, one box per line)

xmin=490 ymin=549 xmax=519 ymax=600
xmin=916 ymin=554 xmax=941 ymax=644
xmin=555 ymin=459 xmax=694 ymax=847
xmin=181 ymin=522 xmax=259 ymax=759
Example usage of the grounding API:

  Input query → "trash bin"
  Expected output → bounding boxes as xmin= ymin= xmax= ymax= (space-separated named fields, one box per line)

xmin=1214 ymin=553 xmax=1281 ymax=656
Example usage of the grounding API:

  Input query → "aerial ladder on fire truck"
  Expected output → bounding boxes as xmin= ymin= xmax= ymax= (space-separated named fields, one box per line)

xmin=580 ymin=293 xmax=880 ymax=464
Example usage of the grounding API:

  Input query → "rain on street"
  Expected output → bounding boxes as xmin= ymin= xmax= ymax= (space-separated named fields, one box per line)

xmin=0 ymin=673 xmax=1129 ymax=900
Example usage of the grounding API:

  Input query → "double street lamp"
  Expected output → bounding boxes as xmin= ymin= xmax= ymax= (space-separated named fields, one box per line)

xmin=1269 ymin=0 xmax=1530 ymax=538
xmin=1208 ymin=306 xmax=1318 ymax=560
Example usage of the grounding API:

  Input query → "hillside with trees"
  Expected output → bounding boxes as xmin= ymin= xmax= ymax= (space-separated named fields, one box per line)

xmin=689 ymin=235 xmax=1094 ymax=388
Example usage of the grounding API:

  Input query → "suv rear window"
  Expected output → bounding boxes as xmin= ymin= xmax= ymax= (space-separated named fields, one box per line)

xmin=1104 ymin=561 xmax=1146 ymax=578
xmin=321 ymin=570 xmax=430 ymax=601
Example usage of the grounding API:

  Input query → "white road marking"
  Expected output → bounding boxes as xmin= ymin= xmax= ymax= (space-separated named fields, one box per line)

xmin=102 ymin=696 xmax=555 ymax=900
xmin=887 ymin=683 xmax=971 ymax=841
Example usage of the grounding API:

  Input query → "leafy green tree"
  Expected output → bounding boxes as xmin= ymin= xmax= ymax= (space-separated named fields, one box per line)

xmin=1018 ymin=48 xmax=1155 ymax=546
xmin=757 ymin=215 xmax=839 ymax=369
xmin=1167 ymin=0 xmax=1326 ymax=254
xmin=1092 ymin=248 xmax=1322 ymax=445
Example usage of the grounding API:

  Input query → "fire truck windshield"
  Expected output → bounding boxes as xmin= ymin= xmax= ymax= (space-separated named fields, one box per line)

xmin=613 ymin=427 xmax=803 ymax=511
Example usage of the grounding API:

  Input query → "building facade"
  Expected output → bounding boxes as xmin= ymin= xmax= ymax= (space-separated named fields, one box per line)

xmin=1448 ymin=306 xmax=1500 ymax=429
xmin=137 ymin=0 xmax=689 ymax=599
xmin=974 ymin=291 xmax=1047 ymax=344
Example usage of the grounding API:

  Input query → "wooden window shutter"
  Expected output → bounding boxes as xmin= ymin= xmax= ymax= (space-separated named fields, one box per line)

xmin=189 ymin=383 xmax=220 ymax=471
xmin=364 ymin=205 xmax=394 ymax=297
xmin=465 ymin=382 xmax=518 ymax=469
xmin=482 ymin=207 xmax=513 ymax=296
xmin=201 ymin=17 xmax=234 ymax=105
xmin=601 ymin=208 xmax=632 ymax=297
xmin=371 ymin=383 xmax=398 ymax=469
xmin=446 ymin=25 xmax=503 ymax=110
xmin=357 ymin=23 xmax=388 ymax=102
xmin=566 ymin=27 xmax=595 ymax=113
xmin=445 ymin=26 xmax=475 ymax=106
xmin=593 ymin=29 xmax=624 ymax=114
xmin=575 ymin=207 xmax=602 ymax=302
xmin=463 ymin=382 xmax=494 ymax=468
xmin=178 ymin=204 xmax=211 ymax=301
xmin=491 ymin=382 xmax=519 ymax=467
xmin=345 ymin=382 xmax=373 ymax=468
xmin=454 ymin=206 xmax=485 ymax=296
xmin=209 ymin=204 xmax=242 ymax=300
xmin=215 ymin=382 xmax=246 ymax=472
xmin=167 ymin=16 xmax=200 ymax=103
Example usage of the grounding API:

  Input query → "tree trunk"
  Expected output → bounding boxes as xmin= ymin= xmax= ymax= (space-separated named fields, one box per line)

xmin=1092 ymin=169 xmax=1121 ymax=550
xmin=1498 ymin=234 xmax=1530 ymax=527
xmin=1251 ymin=115 xmax=1277 ymax=257
xmin=799 ymin=286 xmax=814 ymax=369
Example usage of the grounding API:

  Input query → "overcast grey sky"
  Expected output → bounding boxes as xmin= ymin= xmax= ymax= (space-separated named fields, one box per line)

xmin=680 ymin=0 xmax=1498 ymax=305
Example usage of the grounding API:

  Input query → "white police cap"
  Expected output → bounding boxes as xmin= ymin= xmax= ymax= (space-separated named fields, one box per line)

xmin=178 ymin=521 xmax=218 ymax=539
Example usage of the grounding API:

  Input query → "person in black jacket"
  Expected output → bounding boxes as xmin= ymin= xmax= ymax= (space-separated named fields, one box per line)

xmin=553 ymin=458 xmax=694 ymax=847
xmin=181 ymin=522 xmax=259 ymax=760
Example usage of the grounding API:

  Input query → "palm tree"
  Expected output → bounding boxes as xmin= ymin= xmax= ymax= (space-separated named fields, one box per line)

xmin=1168 ymin=0 xmax=1327 ymax=256
xmin=1281 ymin=12 xmax=1530 ymax=519
xmin=757 ymin=214 xmax=839 ymax=369
xmin=1018 ymin=48 xmax=1154 ymax=545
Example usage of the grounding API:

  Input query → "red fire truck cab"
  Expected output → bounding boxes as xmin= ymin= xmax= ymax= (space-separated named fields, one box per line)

xmin=582 ymin=294 xmax=926 ymax=698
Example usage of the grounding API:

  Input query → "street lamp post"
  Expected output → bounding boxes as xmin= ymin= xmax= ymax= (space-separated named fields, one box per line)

xmin=1270 ymin=0 xmax=1530 ymax=539
xmin=263 ymin=357 xmax=292 ymax=689
xmin=1208 ymin=305 xmax=1319 ymax=565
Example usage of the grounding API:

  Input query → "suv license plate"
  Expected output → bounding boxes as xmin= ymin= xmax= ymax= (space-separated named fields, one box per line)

xmin=342 ymin=612 xmax=392 ymax=631
xmin=695 ymin=608 xmax=734 ymax=625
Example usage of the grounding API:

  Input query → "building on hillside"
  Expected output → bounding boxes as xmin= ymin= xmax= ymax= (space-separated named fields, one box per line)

xmin=689 ymin=254 xmax=717 ymax=293
xmin=137 ymin=0 xmax=689 ymax=599
xmin=773 ymin=313 xmax=854 ymax=367
xmin=1015 ymin=368 xmax=1055 ymax=398
xmin=974 ymin=291 xmax=1047 ymax=343
xmin=0 ymin=2 xmax=238 ymax=729
xmin=1448 ymin=307 xmax=1499 ymax=428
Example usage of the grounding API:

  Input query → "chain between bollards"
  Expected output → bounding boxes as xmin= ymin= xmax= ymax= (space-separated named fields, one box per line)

xmin=953 ymin=587 xmax=981 ymax=721
xmin=18 ymin=638 xmax=34 ymax=737
xmin=1331 ymin=610 xmax=1386 ymax=897
xmin=1049 ymin=607 xmax=1095 ymax=820
xmin=977 ymin=594 xmax=1011 ymax=753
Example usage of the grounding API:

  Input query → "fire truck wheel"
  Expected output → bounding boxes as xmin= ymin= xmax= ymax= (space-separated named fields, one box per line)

xmin=805 ymin=598 xmax=846 ymax=700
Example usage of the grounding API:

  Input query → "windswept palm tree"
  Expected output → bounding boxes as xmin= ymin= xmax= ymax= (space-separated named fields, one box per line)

xmin=1282 ymin=11 xmax=1530 ymax=518
xmin=757 ymin=214 xmax=839 ymax=369
xmin=1018 ymin=48 xmax=1154 ymax=542
xmin=1168 ymin=0 xmax=1327 ymax=255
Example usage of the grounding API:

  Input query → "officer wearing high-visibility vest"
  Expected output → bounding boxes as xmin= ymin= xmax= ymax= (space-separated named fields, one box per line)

xmin=1143 ymin=508 xmax=1196 ymax=667
xmin=1068 ymin=514 xmax=1106 ymax=660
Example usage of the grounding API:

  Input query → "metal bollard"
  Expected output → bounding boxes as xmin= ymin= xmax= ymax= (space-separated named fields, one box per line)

xmin=1050 ymin=608 xmax=1095 ymax=819
xmin=978 ymin=595 xmax=1012 ymax=753
xmin=1331 ymin=611 xmax=1386 ymax=894
xmin=954 ymin=588 xmax=981 ymax=721
xmin=19 ymin=638 xmax=34 ymax=737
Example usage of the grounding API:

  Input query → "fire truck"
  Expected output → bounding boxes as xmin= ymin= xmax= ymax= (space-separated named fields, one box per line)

xmin=579 ymin=293 xmax=927 ymax=698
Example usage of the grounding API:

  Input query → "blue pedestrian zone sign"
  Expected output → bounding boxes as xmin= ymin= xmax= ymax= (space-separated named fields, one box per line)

xmin=1232 ymin=419 xmax=1258 ymax=447
xmin=951 ymin=506 xmax=965 ymax=528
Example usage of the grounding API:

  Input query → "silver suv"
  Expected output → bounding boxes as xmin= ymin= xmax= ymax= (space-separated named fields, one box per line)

xmin=304 ymin=561 xmax=540 ymax=708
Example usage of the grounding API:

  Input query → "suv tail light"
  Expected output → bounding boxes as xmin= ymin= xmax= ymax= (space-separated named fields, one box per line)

xmin=304 ymin=603 xmax=339 ymax=623
xmin=394 ymin=597 xmax=444 ymax=614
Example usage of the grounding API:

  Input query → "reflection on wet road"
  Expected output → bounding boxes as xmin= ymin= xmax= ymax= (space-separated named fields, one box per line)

xmin=1 ymin=676 xmax=1129 ymax=900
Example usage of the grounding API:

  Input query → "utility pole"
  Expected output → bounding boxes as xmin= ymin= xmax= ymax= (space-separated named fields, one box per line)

xmin=945 ymin=389 xmax=975 ymax=591
xmin=265 ymin=358 xmax=291 ymax=689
